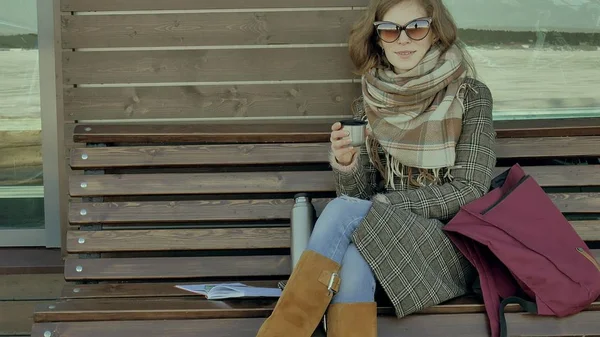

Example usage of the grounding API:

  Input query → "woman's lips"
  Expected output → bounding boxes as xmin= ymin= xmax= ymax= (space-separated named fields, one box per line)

xmin=395 ymin=51 xmax=415 ymax=59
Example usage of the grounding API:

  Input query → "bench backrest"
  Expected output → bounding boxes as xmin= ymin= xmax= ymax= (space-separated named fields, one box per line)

xmin=57 ymin=0 xmax=600 ymax=284
xmin=66 ymin=123 xmax=600 ymax=283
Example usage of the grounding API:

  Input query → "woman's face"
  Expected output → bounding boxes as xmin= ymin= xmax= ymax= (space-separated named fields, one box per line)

xmin=378 ymin=1 xmax=436 ymax=73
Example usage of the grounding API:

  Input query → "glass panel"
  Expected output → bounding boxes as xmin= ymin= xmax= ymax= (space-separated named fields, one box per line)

xmin=446 ymin=0 xmax=600 ymax=120
xmin=0 ymin=0 xmax=44 ymax=230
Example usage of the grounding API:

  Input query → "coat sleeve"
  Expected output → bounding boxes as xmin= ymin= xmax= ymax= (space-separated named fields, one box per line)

xmin=330 ymin=97 xmax=381 ymax=200
xmin=372 ymin=81 xmax=497 ymax=221
xmin=330 ymin=147 xmax=380 ymax=200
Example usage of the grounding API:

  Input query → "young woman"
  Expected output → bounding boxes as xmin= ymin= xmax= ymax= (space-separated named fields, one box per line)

xmin=256 ymin=0 xmax=496 ymax=336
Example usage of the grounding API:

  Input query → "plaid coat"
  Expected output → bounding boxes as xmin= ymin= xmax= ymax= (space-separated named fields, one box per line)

xmin=330 ymin=77 xmax=497 ymax=318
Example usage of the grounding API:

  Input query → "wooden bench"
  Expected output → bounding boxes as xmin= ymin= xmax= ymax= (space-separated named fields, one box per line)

xmin=31 ymin=121 xmax=600 ymax=337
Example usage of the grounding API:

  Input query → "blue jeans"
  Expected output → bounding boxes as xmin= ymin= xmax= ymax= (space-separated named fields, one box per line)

xmin=306 ymin=195 xmax=376 ymax=304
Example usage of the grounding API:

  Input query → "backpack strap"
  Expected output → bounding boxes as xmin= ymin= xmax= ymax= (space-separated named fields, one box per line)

xmin=499 ymin=296 xmax=538 ymax=337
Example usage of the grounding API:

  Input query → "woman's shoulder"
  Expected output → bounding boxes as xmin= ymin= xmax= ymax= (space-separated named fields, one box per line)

xmin=462 ymin=77 xmax=493 ymax=103
xmin=461 ymin=77 xmax=494 ymax=121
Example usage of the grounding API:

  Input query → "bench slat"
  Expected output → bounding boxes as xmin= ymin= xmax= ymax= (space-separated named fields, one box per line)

xmin=69 ymin=194 xmax=599 ymax=225
xmin=69 ymin=199 xmax=298 ymax=224
xmin=67 ymin=228 xmax=291 ymax=253
xmin=69 ymin=171 xmax=335 ymax=197
xmin=70 ymin=137 xmax=600 ymax=169
xmin=63 ymin=250 xmax=600 ymax=281
xmin=72 ymin=119 xmax=600 ymax=144
xmin=33 ymin=296 xmax=600 ymax=322
xmin=69 ymin=166 xmax=600 ymax=198
xmin=72 ymin=124 xmax=332 ymax=144
xmin=70 ymin=143 xmax=331 ymax=168
xmin=64 ymin=255 xmax=291 ymax=281
xmin=61 ymin=281 xmax=282 ymax=299
xmin=66 ymin=222 xmax=600 ymax=253
xmin=31 ymin=310 xmax=600 ymax=337
xmin=494 ymin=136 xmax=600 ymax=158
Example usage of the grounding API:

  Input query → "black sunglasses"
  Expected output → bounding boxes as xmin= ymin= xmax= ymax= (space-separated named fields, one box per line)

xmin=373 ymin=17 xmax=433 ymax=42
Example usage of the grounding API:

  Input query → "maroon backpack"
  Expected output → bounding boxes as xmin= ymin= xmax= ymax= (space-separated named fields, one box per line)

xmin=444 ymin=164 xmax=600 ymax=337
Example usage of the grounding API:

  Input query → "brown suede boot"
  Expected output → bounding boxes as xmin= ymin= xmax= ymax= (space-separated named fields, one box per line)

xmin=256 ymin=250 xmax=341 ymax=337
xmin=325 ymin=302 xmax=377 ymax=337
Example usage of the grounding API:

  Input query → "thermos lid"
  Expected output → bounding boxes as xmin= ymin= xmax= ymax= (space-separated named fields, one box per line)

xmin=294 ymin=193 xmax=310 ymax=200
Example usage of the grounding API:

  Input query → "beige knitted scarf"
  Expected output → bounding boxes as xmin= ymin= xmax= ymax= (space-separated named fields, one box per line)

xmin=362 ymin=43 xmax=469 ymax=188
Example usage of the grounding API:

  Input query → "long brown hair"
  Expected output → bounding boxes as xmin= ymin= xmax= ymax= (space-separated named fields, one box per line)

xmin=348 ymin=0 xmax=476 ymax=77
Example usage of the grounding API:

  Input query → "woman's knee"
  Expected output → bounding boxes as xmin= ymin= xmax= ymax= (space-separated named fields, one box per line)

xmin=333 ymin=244 xmax=376 ymax=303
xmin=319 ymin=196 xmax=372 ymax=222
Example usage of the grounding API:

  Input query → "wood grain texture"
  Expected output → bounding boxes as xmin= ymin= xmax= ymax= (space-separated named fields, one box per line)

xmin=31 ymin=310 xmax=600 ymax=337
xmin=62 ymin=48 xmax=356 ymax=85
xmin=62 ymin=11 xmax=361 ymax=48
xmin=61 ymin=0 xmax=370 ymax=11
xmin=68 ymin=138 xmax=599 ymax=169
xmin=33 ymin=296 xmax=600 ymax=322
xmin=71 ymin=123 xmax=335 ymax=144
xmin=69 ymin=143 xmax=331 ymax=168
xmin=69 ymin=119 xmax=600 ymax=142
xmin=68 ymin=198 xmax=297 ymax=224
xmin=548 ymin=193 xmax=600 ymax=213
xmin=64 ymin=222 xmax=600 ymax=254
xmin=0 ymin=300 xmax=55 ymax=335
xmin=67 ymin=193 xmax=598 ymax=226
xmin=495 ymin=136 xmax=600 ymax=158
xmin=494 ymin=118 xmax=600 ymax=138
xmin=0 ymin=274 xmax=65 ymax=300
xmin=66 ymin=228 xmax=291 ymax=252
xmin=63 ymin=255 xmax=291 ymax=280
xmin=64 ymin=84 xmax=360 ymax=121
xmin=573 ymin=221 xmax=600 ymax=241
xmin=69 ymin=171 xmax=335 ymax=197
xmin=66 ymin=167 xmax=600 ymax=199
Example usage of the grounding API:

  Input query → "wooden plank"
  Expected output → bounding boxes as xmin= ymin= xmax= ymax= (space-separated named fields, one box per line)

xmin=66 ymin=223 xmax=600 ymax=254
xmin=68 ymin=198 xmax=298 ymax=224
xmin=69 ymin=171 xmax=335 ymax=197
xmin=70 ymin=123 xmax=334 ymax=144
xmin=65 ymin=83 xmax=359 ymax=122
xmin=0 ymin=274 xmax=65 ymax=300
xmin=62 ymin=11 xmax=361 ymax=48
xmin=67 ymin=194 xmax=599 ymax=225
xmin=34 ymin=296 xmax=600 ymax=322
xmin=63 ymin=255 xmax=291 ymax=280
xmin=69 ymin=119 xmax=600 ymax=143
xmin=61 ymin=0 xmax=369 ymax=11
xmin=61 ymin=280 xmax=282 ymax=299
xmin=495 ymin=136 xmax=600 ymax=158
xmin=0 ymin=248 xmax=63 ymax=275
xmin=69 ymin=143 xmax=331 ymax=168
xmin=549 ymin=193 xmax=600 ymax=214
xmin=491 ymin=165 xmax=600 ymax=187
xmin=67 ymin=166 xmax=600 ymax=199
xmin=494 ymin=118 xmax=600 ymax=138
xmin=572 ymin=221 xmax=600 ymax=241
xmin=34 ymin=295 xmax=600 ymax=322
xmin=66 ymin=228 xmax=291 ymax=252
xmin=0 ymin=300 xmax=55 ymax=335
xmin=30 ymin=310 xmax=600 ymax=337
xmin=62 ymin=48 xmax=355 ymax=85
xmin=68 ymin=137 xmax=600 ymax=169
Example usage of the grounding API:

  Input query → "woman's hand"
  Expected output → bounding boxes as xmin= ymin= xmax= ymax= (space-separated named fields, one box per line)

xmin=330 ymin=122 xmax=357 ymax=166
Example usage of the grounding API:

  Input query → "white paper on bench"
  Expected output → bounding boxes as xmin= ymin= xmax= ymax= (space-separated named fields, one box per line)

xmin=175 ymin=282 xmax=282 ymax=300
